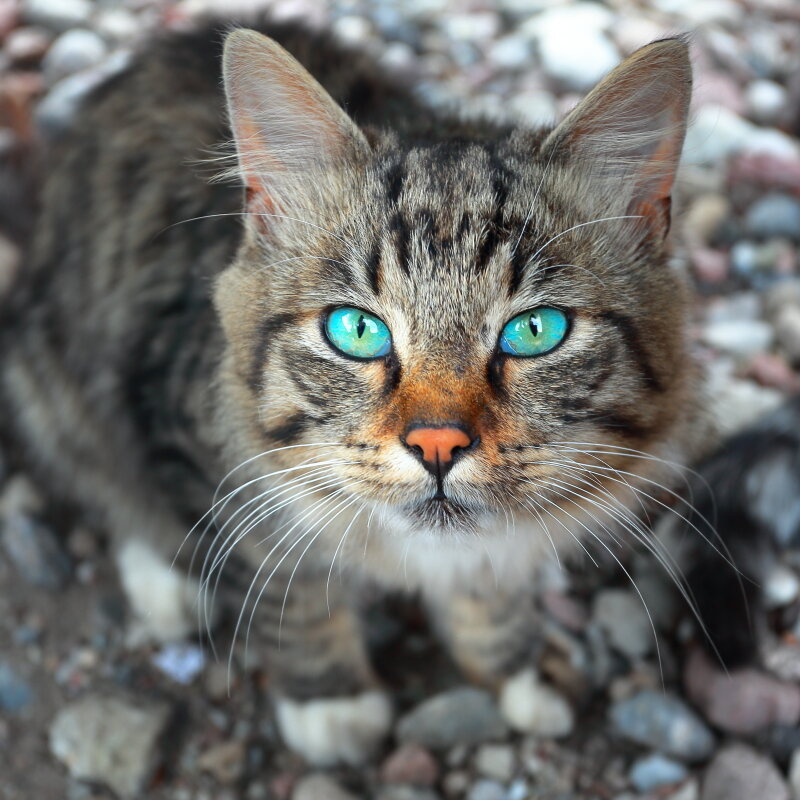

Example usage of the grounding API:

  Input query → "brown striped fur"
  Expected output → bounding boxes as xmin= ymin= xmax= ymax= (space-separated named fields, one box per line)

xmin=0 ymin=19 xmax=710 ymax=764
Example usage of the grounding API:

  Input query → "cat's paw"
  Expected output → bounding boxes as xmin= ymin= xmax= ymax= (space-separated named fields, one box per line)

xmin=117 ymin=539 xmax=201 ymax=644
xmin=274 ymin=690 xmax=392 ymax=765
xmin=498 ymin=667 xmax=574 ymax=737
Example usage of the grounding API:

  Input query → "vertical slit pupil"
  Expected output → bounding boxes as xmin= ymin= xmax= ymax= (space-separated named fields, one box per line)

xmin=356 ymin=314 xmax=366 ymax=338
xmin=529 ymin=315 xmax=540 ymax=337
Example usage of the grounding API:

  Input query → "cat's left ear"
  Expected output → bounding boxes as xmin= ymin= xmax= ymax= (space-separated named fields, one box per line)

xmin=222 ymin=29 xmax=369 ymax=215
xmin=542 ymin=38 xmax=692 ymax=240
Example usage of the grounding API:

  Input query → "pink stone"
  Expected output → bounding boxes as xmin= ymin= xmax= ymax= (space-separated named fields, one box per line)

xmin=542 ymin=590 xmax=589 ymax=633
xmin=690 ymin=248 xmax=729 ymax=284
xmin=745 ymin=352 xmax=800 ymax=393
xmin=380 ymin=743 xmax=440 ymax=787
xmin=684 ymin=647 xmax=800 ymax=735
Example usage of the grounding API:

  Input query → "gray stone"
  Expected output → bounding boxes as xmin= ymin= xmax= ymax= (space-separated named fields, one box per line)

xmin=609 ymin=691 xmax=715 ymax=762
xmin=397 ymin=687 xmax=507 ymax=750
xmin=1 ymin=478 xmax=70 ymax=589
xmin=701 ymin=745 xmax=788 ymax=800
xmin=49 ymin=695 xmax=172 ymax=798
xmin=466 ymin=780 xmax=505 ymax=800
xmin=43 ymin=29 xmax=108 ymax=84
xmin=745 ymin=194 xmax=800 ymax=242
xmin=592 ymin=589 xmax=653 ymax=659
xmin=0 ymin=662 xmax=34 ymax=712
xmin=36 ymin=50 xmax=131 ymax=140
xmin=521 ymin=3 xmax=618 ymax=90
xmin=629 ymin=754 xmax=688 ymax=792
xmin=685 ymin=106 xmax=798 ymax=165
xmin=787 ymin=748 xmax=800 ymax=800
xmin=776 ymin=305 xmax=800 ymax=365
xmin=293 ymin=775 xmax=359 ymax=800
xmin=746 ymin=79 xmax=788 ymax=125
xmin=702 ymin=318 xmax=773 ymax=356
xmin=22 ymin=0 xmax=92 ymax=30
xmin=487 ymin=36 xmax=532 ymax=70
xmin=377 ymin=787 xmax=442 ymax=800
xmin=474 ymin=743 xmax=515 ymax=782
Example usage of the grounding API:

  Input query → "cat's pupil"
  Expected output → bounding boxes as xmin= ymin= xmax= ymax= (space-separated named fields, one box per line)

xmin=356 ymin=315 xmax=367 ymax=339
xmin=529 ymin=315 xmax=540 ymax=337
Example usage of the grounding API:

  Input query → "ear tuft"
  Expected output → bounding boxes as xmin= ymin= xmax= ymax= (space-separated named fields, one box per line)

xmin=222 ymin=29 xmax=369 ymax=217
xmin=543 ymin=37 xmax=692 ymax=239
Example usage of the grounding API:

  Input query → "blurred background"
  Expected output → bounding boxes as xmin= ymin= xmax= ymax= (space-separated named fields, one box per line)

xmin=0 ymin=1 xmax=799 ymax=799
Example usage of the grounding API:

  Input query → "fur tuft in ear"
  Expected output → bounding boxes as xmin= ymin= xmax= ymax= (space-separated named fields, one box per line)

xmin=222 ymin=28 xmax=369 ymax=222
xmin=543 ymin=37 xmax=692 ymax=239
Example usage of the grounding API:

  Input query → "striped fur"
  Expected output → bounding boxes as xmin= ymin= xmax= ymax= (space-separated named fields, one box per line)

xmin=0 ymin=19 xmax=711 ymax=763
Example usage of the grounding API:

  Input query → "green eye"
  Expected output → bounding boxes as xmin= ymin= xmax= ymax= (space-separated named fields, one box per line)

xmin=325 ymin=307 xmax=392 ymax=359
xmin=499 ymin=307 xmax=569 ymax=357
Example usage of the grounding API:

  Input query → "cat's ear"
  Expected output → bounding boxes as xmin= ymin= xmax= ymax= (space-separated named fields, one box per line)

xmin=222 ymin=28 xmax=369 ymax=215
xmin=542 ymin=38 xmax=692 ymax=239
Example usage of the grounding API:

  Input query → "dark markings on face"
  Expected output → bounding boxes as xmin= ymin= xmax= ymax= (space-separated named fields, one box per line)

xmin=598 ymin=310 xmax=663 ymax=392
xmin=366 ymin=240 xmax=382 ymax=295
xmin=249 ymin=312 xmax=298 ymax=392
xmin=263 ymin=410 xmax=311 ymax=444
xmin=390 ymin=212 xmax=411 ymax=276
xmin=474 ymin=151 xmax=512 ymax=274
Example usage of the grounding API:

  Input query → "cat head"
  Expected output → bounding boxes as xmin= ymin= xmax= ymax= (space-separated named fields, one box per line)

xmin=214 ymin=29 xmax=695 ymax=547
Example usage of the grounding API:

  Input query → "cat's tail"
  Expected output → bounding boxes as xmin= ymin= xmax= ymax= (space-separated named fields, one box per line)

xmin=681 ymin=394 xmax=800 ymax=667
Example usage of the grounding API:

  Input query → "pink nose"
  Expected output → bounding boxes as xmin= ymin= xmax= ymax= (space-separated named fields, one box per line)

xmin=404 ymin=426 xmax=472 ymax=469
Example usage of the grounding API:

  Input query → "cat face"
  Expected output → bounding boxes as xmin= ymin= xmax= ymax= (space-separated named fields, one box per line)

xmin=215 ymin=31 xmax=694 ymax=543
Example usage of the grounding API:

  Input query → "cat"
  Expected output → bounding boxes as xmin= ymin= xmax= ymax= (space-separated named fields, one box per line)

xmin=0 ymin=17 xmax=711 ymax=765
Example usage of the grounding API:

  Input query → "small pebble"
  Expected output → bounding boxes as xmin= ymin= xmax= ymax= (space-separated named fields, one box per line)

xmin=43 ymin=28 xmax=107 ymax=84
xmin=787 ymin=749 xmax=800 ymax=799
xmin=746 ymin=79 xmax=788 ymax=125
xmin=745 ymin=194 xmax=800 ymax=242
xmin=764 ymin=564 xmax=800 ymax=608
xmin=499 ymin=668 xmax=574 ymax=738
xmin=775 ymin=305 xmax=800 ymax=365
xmin=702 ymin=318 xmax=773 ymax=357
xmin=0 ymin=662 xmax=34 ymax=712
xmin=4 ymin=25 xmax=51 ymax=65
xmin=474 ymin=743 xmax=515 ymax=783
xmin=592 ymin=589 xmax=653 ymax=660
xmin=293 ymin=775 xmax=358 ymax=800
xmin=376 ymin=787 xmax=442 ymax=800
xmin=197 ymin=740 xmax=246 ymax=784
xmin=701 ymin=744 xmax=789 ymax=800
xmin=610 ymin=690 xmax=715 ymax=762
xmin=685 ymin=648 xmax=800 ymax=735
xmin=49 ymin=695 xmax=172 ymax=798
xmin=381 ymin=743 xmax=439 ymax=787
xmin=397 ymin=687 xmax=507 ymax=750
xmin=466 ymin=780 xmax=505 ymax=800
xmin=22 ymin=0 xmax=92 ymax=30
xmin=151 ymin=643 xmax=206 ymax=684
xmin=629 ymin=753 xmax=688 ymax=792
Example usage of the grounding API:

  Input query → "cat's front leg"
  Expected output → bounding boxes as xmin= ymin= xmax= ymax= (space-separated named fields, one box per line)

xmin=426 ymin=579 xmax=573 ymax=734
xmin=251 ymin=563 xmax=392 ymax=765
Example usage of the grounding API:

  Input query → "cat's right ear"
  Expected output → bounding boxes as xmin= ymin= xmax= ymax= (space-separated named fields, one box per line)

xmin=222 ymin=29 xmax=369 ymax=218
xmin=541 ymin=37 xmax=692 ymax=240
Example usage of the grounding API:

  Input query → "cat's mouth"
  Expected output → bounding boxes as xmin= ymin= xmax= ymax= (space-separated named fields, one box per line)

xmin=401 ymin=493 xmax=482 ymax=532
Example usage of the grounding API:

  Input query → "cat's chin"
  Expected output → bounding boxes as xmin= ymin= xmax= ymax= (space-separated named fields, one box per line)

xmin=393 ymin=496 xmax=489 ymax=536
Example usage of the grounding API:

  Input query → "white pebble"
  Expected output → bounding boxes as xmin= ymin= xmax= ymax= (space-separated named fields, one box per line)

xmin=765 ymin=565 xmax=800 ymax=609
xmin=746 ymin=79 xmax=788 ymax=125
xmin=499 ymin=668 xmax=574 ymax=738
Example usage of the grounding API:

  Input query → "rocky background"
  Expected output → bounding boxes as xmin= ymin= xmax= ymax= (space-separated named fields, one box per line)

xmin=1 ymin=0 xmax=800 ymax=798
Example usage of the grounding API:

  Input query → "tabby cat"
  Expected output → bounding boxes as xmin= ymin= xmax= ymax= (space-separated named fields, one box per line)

xmin=1 ymin=18 xmax=710 ymax=764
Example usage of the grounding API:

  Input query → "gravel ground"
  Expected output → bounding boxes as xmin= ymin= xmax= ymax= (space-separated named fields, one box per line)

xmin=1 ymin=0 xmax=800 ymax=799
